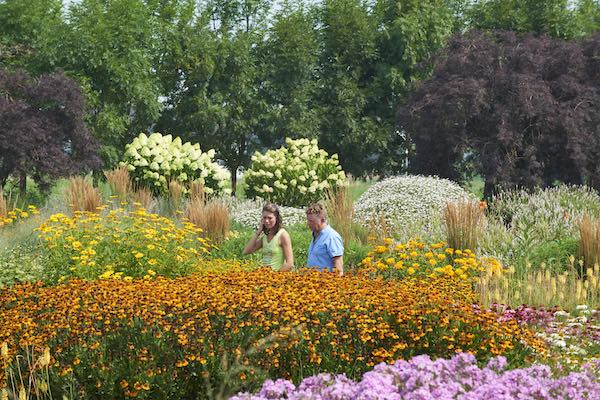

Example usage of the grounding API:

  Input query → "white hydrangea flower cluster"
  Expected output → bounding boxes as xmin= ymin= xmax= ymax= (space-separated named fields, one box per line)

xmin=229 ymin=199 xmax=306 ymax=228
xmin=121 ymin=133 xmax=231 ymax=195
xmin=244 ymin=138 xmax=346 ymax=207
xmin=354 ymin=175 xmax=473 ymax=229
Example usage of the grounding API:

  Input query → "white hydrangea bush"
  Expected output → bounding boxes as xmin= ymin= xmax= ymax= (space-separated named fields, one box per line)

xmin=120 ymin=133 xmax=231 ymax=195
xmin=229 ymin=199 xmax=306 ymax=228
xmin=244 ymin=138 xmax=346 ymax=207
xmin=354 ymin=175 xmax=474 ymax=229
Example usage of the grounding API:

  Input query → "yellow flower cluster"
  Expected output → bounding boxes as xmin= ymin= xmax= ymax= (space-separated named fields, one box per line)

xmin=35 ymin=208 xmax=213 ymax=281
xmin=0 ymin=205 xmax=40 ymax=228
xmin=360 ymin=238 xmax=488 ymax=282
xmin=0 ymin=269 xmax=545 ymax=397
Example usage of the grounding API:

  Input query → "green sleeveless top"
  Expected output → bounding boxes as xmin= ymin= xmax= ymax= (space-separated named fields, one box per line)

xmin=262 ymin=228 xmax=286 ymax=271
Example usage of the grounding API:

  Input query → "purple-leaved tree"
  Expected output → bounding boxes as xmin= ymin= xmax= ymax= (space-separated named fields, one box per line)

xmin=0 ymin=68 xmax=102 ymax=192
xmin=397 ymin=31 xmax=600 ymax=198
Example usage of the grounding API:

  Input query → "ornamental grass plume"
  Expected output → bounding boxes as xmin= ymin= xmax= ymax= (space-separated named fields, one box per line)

xmin=64 ymin=176 xmax=102 ymax=214
xmin=185 ymin=197 xmax=230 ymax=244
xmin=104 ymin=166 xmax=132 ymax=201
xmin=132 ymin=185 xmax=154 ymax=210
xmin=168 ymin=179 xmax=184 ymax=211
xmin=190 ymin=180 xmax=206 ymax=203
xmin=578 ymin=214 xmax=600 ymax=277
xmin=324 ymin=186 xmax=366 ymax=245
xmin=444 ymin=200 xmax=485 ymax=251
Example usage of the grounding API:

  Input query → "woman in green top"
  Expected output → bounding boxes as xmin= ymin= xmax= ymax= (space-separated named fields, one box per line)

xmin=243 ymin=203 xmax=294 ymax=271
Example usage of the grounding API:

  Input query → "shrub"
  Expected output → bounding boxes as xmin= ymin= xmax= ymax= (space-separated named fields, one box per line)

xmin=353 ymin=175 xmax=473 ymax=234
xmin=35 ymin=208 xmax=211 ymax=282
xmin=0 ymin=270 xmax=544 ymax=398
xmin=121 ymin=133 xmax=231 ymax=196
xmin=244 ymin=138 xmax=346 ymax=207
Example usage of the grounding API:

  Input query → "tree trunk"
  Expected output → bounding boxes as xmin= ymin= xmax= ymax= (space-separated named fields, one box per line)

xmin=19 ymin=170 xmax=27 ymax=195
xmin=230 ymin=166 xmax=238 ymax=197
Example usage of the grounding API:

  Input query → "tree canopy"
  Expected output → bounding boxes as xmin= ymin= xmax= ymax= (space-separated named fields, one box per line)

xmin=397 ymin=31 xmax=600 ymax=197
xmin=1 ymin=0 xmax=600 ymax=193
xmin=0 ymin=68 xmax=102 ymax=191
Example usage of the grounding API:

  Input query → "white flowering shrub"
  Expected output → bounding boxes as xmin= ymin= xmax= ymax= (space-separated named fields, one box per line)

xmin=354 ymin=175 xmax=474 ymax=229
xmin=244 ymin=138 xmax=346 ymax=207
xmin=120 ymin=133 xmax=231 ymax=195
xmin=229 ymin=199 xmax=306 ymax=228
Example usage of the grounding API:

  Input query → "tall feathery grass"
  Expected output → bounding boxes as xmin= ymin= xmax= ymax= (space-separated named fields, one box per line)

xmin=104 ymin=166 xmax=132 ymax=201
xmin=132 ymin=186 xmax=154 ymax=210
xmin=168 ymin=180 xmax=184 ymax=212
xmin=578 ymin=214 xmax=600 ymax=277
xmin=185 ymin=197 xmax=230 ymax=244
xmin=444 ymin=200 xmax=485 ymax=251
xmin=64 ymin=177 xmax=102 ymax=214
xmin=477 ymin=257 xmax=600 ymax=310
xmin=323 ymin=186 xmax=367 ymax=244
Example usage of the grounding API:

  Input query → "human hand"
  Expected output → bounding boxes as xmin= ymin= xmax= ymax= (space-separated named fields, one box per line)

xmin=255 ymin=221 xmax=265 ymax=236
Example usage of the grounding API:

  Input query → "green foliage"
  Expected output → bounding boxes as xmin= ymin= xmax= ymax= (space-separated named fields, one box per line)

xmin=0 ymin=0 xmax=65 ymax=73
xmin=465 ymin=0 xmax=600 ymax=39
xmin=0 ymin=243 xmax=47 ymax=287
xmin=59 ymin=0 xmax=164 ymax=168
xmin=257 ymin=2 xmax=320 ymax=142
xmin=244 ymin=138 xmax=346 ymax=207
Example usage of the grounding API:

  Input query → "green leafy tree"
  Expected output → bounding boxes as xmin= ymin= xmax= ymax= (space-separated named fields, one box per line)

xmin=314 ymin=0 xmax=461 ymax=176
xmin=58 ymin=0 xmax=163 ymax=167
xmin=574 ymin=0 xmax=600 ymax=37
xmin=314 ymin=0 xmax=380 ymax=177
xmin=466 ymin=0 xmax=580 ymax=39
xmin=257 ymin=2 xmax=320 ymax=142
xmin=157 ymin=1 xmax=272 ymax=194
xmin=0 ymin=0 xmax=65 ymax=74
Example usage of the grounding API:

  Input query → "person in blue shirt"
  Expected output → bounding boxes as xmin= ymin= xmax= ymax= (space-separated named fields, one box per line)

xmin=305 ymin=203 xmax=344 ymax=276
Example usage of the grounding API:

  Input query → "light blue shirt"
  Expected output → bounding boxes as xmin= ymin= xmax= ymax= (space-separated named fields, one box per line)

xmin=307 ymin=225 xmax=344 ymax=272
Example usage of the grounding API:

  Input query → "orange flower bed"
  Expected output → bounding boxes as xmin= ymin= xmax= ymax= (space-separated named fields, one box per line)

xmin=0 ymin=269 xmax=545 ymax=398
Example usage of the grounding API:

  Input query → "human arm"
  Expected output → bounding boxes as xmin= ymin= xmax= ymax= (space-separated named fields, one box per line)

xmin=243 ymin=224 xmax=264 ymax=255
xmin=279 ymin=230 xmax=294 ymax=272
xmin=332 ymin=255 xmax=344 ymax=276
xmin=327 ymin=231 xmax=344 ymax=276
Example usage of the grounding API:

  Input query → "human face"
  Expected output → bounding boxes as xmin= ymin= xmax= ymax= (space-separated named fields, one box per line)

xmin=261 ymin=211 xmax=277 ymax=232
xmin=306 ymin=213 xmax=322 ymax=232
